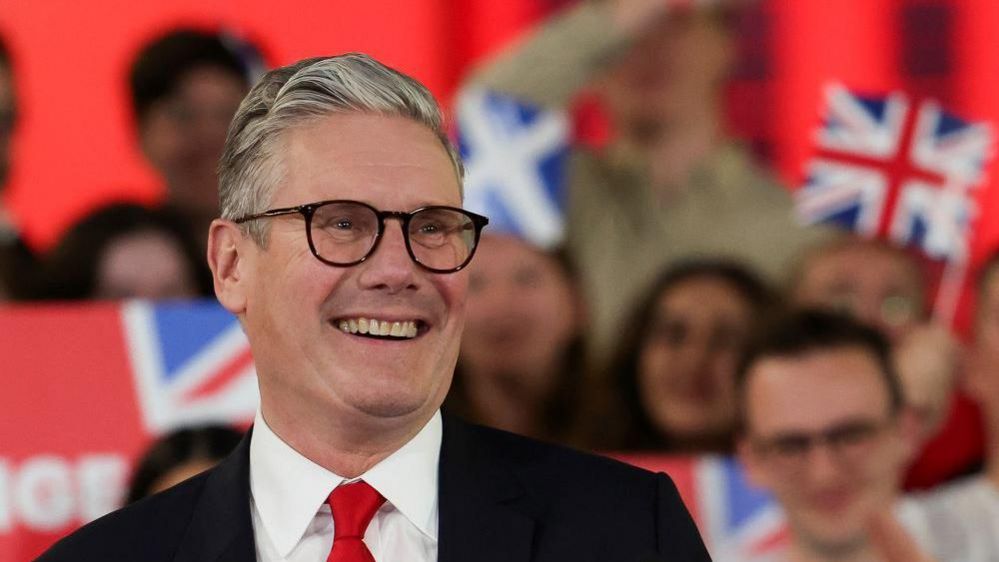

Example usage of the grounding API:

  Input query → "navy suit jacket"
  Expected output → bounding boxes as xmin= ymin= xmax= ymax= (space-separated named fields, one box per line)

xmin=37 ymin=415 xmax=711 ymax=562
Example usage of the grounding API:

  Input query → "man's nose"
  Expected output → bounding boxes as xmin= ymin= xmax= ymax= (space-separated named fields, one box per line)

xmin=356 ymin=220 xmax=418 ymax=293
xmin=803 ymin=441 xmax=843 ymax=484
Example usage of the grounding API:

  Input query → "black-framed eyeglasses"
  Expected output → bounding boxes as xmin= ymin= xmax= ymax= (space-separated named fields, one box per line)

xmin=749 ymin=417 xmax=894 ymax=473
xmin=234 ymin=199 xmax=489 ymax=274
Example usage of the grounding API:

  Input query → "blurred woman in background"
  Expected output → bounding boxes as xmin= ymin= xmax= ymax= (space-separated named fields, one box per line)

xmin=446 ymin=233 xmax=587 ymax=444
xmin=593 ymin=260 xmax=774 ymax=454
xmin=43 ymin=202 xmax=213 ymax=300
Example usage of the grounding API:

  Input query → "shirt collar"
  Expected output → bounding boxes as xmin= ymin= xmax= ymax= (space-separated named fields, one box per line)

xmin=362 ymin=411 xmax=441 ymax=542
xmin=249 ymin=410 xmax=442 ymax=557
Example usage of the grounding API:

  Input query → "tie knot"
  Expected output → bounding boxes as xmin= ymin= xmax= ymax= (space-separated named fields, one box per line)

xmin=327 ymin=481 xmax=386 ymax=541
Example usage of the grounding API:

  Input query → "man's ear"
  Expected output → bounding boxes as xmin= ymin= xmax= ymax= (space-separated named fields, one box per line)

xmin=208 ymin=219 xmax=250 ymax=315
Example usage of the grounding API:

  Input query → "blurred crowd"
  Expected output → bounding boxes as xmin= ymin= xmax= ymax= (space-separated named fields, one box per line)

xmin=2 ymin=1 xmax=998 ymax=561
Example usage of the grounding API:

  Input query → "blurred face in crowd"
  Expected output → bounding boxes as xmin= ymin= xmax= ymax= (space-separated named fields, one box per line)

xmin=213 ymin=113 xmax=466 ymax=437
xmin=638 ymin=275 xmax=751 ymax=444
xmin=600 ymin=9 xmax=732 ymax=142
xmin=0 ymin=60 xmax=16 ymax=188
xmin=95 ymin=229 xmax=200 ymax=299
xmin=461 ymin=234 xmax=580 ymax=398
xmin=794 ymin=240 xmax=925 ymax=342
xmin=140 ymin=65 xmax=246 ymax=217
xmin=740 ymin=347 xmax=913 ymax=557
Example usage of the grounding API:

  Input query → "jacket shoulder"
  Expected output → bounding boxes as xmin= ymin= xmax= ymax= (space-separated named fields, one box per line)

xmin=454 ymin=419 xmax=665 ymax=496
xmin=445 ymin=419 xmax=711 ymax=560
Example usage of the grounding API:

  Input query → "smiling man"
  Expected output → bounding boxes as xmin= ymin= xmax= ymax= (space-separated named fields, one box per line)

xmin=37 ymin=54 xmax=709 ymax=562
xmin=736 ymin=309 xmax=931 ymax=562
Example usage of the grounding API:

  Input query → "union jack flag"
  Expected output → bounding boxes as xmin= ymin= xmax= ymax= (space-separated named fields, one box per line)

xmin=123 ymin=300 xmax=259 ymax=434
xmin=613 ymin=455 xmax=788 ymax=561
xmin=456 ymin=87 xmax=569 ymax=249
xmin=796 ymin=83 xmax=993 ymax=263
xmin=695 ymin=458 xmax=788 ymax=562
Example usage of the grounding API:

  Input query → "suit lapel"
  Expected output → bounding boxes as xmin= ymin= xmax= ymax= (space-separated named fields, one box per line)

xmin=437 ymin=416 xmax=536 ymax=562
xmin=172 ymin=431 xmax=257 ymax=562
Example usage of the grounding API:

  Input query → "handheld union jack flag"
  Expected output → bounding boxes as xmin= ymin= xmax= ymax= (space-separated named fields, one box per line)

xmin=796 ymin=83 xmax=993 ymax=263
xmin=123 ymin=300 xmax=259 ymax=434
xmin=456 ymin=87 xmax=569 ymax=249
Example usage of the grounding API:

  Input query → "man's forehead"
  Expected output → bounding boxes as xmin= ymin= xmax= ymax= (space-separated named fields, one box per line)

xmin=745 ymin=347 xmax=892 ymax=432
xmin=273 ymin=113 xmax=461 ymax=203
xmin=807 ymin=244 xmax=919 ymax=282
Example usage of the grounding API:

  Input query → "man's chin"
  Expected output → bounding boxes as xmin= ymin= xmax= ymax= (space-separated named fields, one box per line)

xmin=345 ymin=380 xmax=446 ymax=422
xmin=795 ymin=519 xmax=868 ymax=558
xmin=352 ymin=397 xmax=428 ymax=420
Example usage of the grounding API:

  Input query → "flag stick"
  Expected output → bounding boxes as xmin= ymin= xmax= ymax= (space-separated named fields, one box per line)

xmin=934 ymin=255 xmax=967 ymax=327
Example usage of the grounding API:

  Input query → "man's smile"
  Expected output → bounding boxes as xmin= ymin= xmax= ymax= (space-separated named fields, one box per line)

xmin=334 ymin=317 xmax=425 ymax=339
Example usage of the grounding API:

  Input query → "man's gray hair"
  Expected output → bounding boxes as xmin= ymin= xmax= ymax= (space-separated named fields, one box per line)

xmin=218 ymin=53 xmax=464 ymax=242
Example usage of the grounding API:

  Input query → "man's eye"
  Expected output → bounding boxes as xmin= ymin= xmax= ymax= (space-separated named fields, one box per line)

xmin=770 ymin=436 xmax=811 ymax=456
xmin=418 ymin=222 xmax=442 ymax=234
xmin=827 ymin=422 xmax=877 ymax=447
xmin=316 ymin=215 xmax=356 ymax=230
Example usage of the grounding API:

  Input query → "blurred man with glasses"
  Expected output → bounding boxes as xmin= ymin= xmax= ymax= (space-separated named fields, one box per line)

xmin=39 ymin=53 xmax=709 ymax=562
xmin=735 ymin=309 xmax=933 ymax=562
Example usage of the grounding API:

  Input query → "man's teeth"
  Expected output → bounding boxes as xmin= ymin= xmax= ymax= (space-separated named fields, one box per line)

xmin=338 ymin=318 xmax=419 ymax=338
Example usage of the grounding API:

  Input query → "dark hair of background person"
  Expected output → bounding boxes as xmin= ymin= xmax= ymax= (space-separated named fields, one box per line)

xmin=0 ymin=33 xmax=43 ymax=301
xmin=734 ymin=308 xmax=905 ymax=432
xmin=444 ymin=246 xmax=589 ymax=445
xmin=0 ymin=32 xmax=10 ymax=64
xmin=128 ymin=28 xmax=249 ymax=123
xmin=592 ymin=259 xmax=776 ymax=451
xmin=42 ymin=202 xmax=214 ymax=299
xmin=126 ymin=424 xmax=244 ymax=504
xmin=0 ymin=31 xmax=16 ymax=129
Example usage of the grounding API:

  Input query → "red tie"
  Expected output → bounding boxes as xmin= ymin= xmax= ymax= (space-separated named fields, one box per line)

xmin=326 ymin=481 xmax=386 ymax=562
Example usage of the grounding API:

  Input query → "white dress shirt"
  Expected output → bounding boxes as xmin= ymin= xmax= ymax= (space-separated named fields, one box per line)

xmin=249 ymin=409 xmax=441 ymax=562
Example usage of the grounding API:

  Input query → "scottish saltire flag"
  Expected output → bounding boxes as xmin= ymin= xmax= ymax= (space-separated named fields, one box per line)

xmin=456 ymin=86 xmax=570 ymax=249
xmin=123 ymin=300 xmax=259 ymax=434
xmin=797 ymin=83 xmax=993 ymax=262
